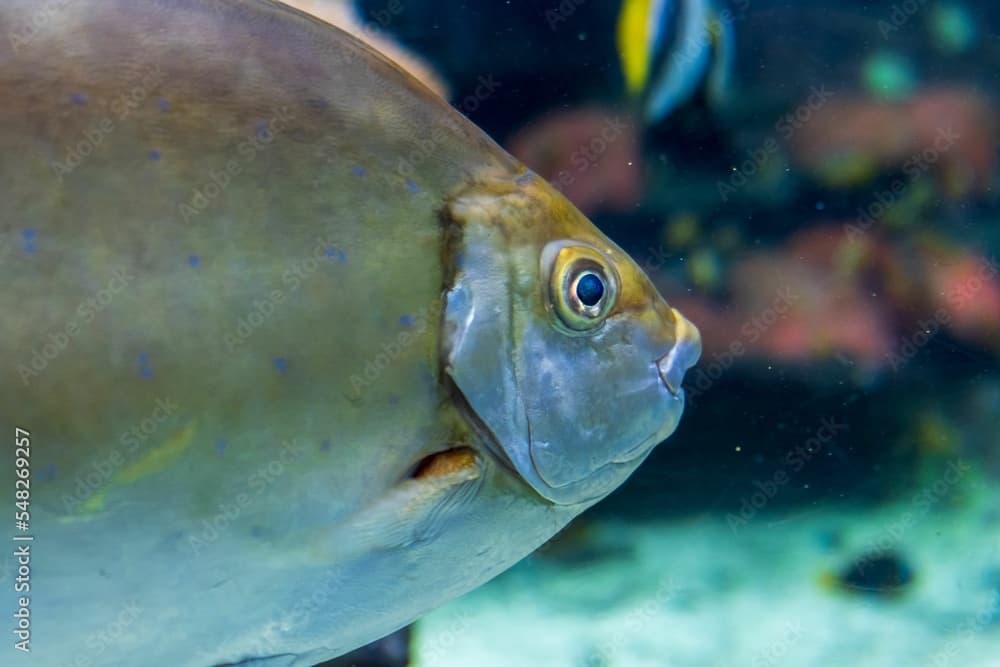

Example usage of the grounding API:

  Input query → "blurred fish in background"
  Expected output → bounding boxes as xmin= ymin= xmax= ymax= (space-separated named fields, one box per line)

xmin=617 ymin=0 xmax=736 ymax=124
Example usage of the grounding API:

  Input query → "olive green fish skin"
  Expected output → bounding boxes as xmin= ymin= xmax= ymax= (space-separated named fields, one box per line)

xmin=1 ymin=2 xmax=560 ymax=665
xmin=0 ymin=2 xmax=699 ymax=666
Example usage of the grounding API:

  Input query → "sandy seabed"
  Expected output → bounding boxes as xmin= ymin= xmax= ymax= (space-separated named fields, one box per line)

xmin=414 ymin=478 xmax=1000 ymax=667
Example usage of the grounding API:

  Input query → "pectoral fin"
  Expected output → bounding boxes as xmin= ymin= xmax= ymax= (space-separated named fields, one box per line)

xmin=319 ymin=447 xmax=482 ymax=560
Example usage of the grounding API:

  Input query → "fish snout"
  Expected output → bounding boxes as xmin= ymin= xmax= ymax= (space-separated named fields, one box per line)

xmin=656 ymin=308 xmax=702 ymax=396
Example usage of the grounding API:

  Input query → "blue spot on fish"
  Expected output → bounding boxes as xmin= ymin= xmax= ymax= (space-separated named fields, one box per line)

xmin=256 ymin=120 xmax=272 ymax=142
xmin=157 ymin=98 xmax=170 ymax=112
xmin=69 ymin=92 xmax=88 ymax=106
xmin=148 ymin=149 xmax=161 ymax=161
xmin=399 ymin=314 xmax=415 ymax=327
xmin=325 ymin=246 xmax=348 ymax=263
xmin=406 ymin=179 xmax=421 ymax=194
xmin=320 ymin=439 xmax=332 ymax=452
xmin=274 ymin=356 xmax=289 ymax=374
xmin=21 ymin=228 xmax=37 ymax=255
xmin=137 ymin=352 xmax=154 ymax=379
xmin=188 ymin=255 xmax=200 ymax=268
xmin=214 ymin=438 xmax=227 ymax=457
xmin=351 ymin=165 xmax=366 ymax=178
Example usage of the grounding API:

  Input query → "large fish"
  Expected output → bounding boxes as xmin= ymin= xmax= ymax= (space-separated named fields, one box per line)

xmin=0 ymin=1 xmax=701 ymax=665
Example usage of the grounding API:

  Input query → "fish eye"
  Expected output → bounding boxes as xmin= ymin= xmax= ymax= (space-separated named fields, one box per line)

xmin=548 ymin=245 xmax=619 ymax=332
xmin=574 ymin=272 xmax=605 ymax=307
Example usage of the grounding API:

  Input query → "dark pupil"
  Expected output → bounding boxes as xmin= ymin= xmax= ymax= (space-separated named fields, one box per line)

xmin=575 ymin=273 xmax=605 ymax=307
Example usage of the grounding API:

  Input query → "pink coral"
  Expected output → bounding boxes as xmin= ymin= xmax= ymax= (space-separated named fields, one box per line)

xmin=506 ymin=107 xmax=643 ymax=216
xmin=791 ymin=87 xmax=996 ymax=196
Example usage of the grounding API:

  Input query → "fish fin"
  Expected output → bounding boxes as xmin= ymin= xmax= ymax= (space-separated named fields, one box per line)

xmin=217 ymin=653 xmax=298 ymax=667
xmin=705 ymin=4 xmax=734 ymax=108
xmin=618 ymin=0 xmax=657 ymax=94
xmin=319 ymin=448 xmax=483 ymax=559
xmin=643 ymin=0 xmax=712 ymax=122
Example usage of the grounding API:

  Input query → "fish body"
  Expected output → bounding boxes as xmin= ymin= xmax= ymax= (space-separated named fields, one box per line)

xmin=617 ymin=0 xmax=735 ymax=123
xmin=0 ymin=1 xmax=700 ymax=665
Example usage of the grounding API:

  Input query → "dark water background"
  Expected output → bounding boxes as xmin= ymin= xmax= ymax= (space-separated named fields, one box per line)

xmin=359 ymin=0 xmax=999 ymax=520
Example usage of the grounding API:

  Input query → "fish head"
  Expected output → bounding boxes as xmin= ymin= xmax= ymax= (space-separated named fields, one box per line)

xmin=443 ymin=170 xmax=701 ymax=506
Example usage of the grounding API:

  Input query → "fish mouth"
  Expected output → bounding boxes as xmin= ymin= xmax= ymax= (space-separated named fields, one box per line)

xmin=656 ymin=308 xmax=702 ymax=396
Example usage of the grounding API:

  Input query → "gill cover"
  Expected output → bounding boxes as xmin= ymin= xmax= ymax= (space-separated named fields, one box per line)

xmin=442 ymin=177 xmax=690 ymax=506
